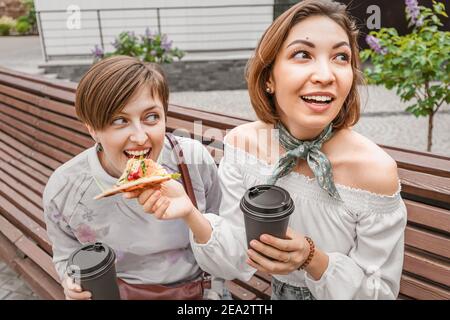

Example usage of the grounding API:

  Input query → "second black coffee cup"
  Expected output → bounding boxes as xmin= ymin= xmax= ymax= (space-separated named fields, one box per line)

xmin=67 ymin=242 xmax=120 ymax=300
xmin=240 ymin=185 xmax=294 ymax=249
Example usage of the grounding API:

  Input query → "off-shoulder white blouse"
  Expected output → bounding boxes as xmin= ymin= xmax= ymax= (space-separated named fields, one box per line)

xmin=191 ymin=139 xmax=407 ymax=300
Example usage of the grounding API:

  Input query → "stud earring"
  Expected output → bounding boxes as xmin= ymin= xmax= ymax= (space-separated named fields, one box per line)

xmin=96 ymin=142 xmax=103 ymax=152
xmin=266 ymin=87 xmax=272 ymax=94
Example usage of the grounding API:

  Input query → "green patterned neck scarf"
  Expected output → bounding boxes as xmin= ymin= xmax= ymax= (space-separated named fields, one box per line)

xmin=268 ymin=121 xmax=342 ymax=201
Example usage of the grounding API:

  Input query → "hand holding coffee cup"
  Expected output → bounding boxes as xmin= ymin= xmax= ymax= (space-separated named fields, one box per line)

xmin=246 ymin=227 xmax=312 ymax=275
xmin=66 ymin=242 xmax=121 ymax=300
xmin=240 ymin=185 xmax=311 ymax=274
xmin=62 ymin=274 xmax=92 ymax=300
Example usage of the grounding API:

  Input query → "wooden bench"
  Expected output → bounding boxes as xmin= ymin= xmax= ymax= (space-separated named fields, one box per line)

xmin=0 ymin=66 xmax=449 ymax=300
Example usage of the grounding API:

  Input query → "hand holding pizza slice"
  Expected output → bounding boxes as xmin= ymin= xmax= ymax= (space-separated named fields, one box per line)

xmin=94 ymin=157 xmax=180 ymax=200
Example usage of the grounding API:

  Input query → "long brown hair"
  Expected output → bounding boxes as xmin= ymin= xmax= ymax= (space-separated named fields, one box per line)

xmin=246 ymin=0 xmax=363 ymax=129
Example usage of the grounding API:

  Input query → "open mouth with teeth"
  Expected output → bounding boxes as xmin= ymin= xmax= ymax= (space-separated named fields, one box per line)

xmin=123 ymin=148 xmax=152 ymax=159
xmin=301 ymin=95 xmax=334 ymax=104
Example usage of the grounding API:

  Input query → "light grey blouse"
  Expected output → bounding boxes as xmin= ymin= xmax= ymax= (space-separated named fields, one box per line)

xmin=43 ymin=136 xmax=221 ymax=285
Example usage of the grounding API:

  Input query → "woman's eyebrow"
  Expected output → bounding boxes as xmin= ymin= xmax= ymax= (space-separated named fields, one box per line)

xmin=287 ymin=39 xmax=315 ymax=48
xmin=142 ymin=105 xmax=160 ymax=112
xmin=332 ymin=41 xmax=350 ymax=49
xmin=286 ymin=39 xmax=350 ymax=50
xmin=117 ymin=105 xmax=160 ymax=116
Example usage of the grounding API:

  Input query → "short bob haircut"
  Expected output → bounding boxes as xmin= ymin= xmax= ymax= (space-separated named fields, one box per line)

xmin=75 ymin=55 xmax=169 ymax=130
xmin=246 ymin=0 xmax=363 ymax=129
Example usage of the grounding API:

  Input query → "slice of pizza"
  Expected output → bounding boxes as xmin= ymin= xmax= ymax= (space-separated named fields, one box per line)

xmin=94 ymin=157 xmax=180 ymax=200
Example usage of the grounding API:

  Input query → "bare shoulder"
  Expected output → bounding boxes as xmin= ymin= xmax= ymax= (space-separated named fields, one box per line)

xmin=225 ymin=121 xmax=272 ymax=151
xmin=333 ymin=130 xmax=400 ymax=196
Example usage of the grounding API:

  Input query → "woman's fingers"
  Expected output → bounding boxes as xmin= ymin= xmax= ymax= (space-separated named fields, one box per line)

xmin=259 ymin=228 xmax=304 ymax=253
xmin=152 ymin=197 xmax=170 ymax=219
xmin=123 ymin=186 xmax=161 ymax=201
xmin=66 ymin=276 xmax=81 ymax=292
xmin=122 ymin=190 xmax=141 ymax=199
xmin=142 ymin=190 xmax=162 ymax=213
xmin=247 ymin=249 xmax=283 ymax=274
xmin=249 ymin=240 xmax=291 ymax=262
xmin=246 ymin=257 xmax=270 ymax=274
xmin=65 ymin=288 xmax=92 ymax=300
xmin=138 ymin=188 xmax=160 ymax=205
xmin=64 ymin=276 xmax=92 ymax=300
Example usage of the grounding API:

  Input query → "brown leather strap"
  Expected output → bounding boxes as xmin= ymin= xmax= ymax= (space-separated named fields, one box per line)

xmin=165 ymin=132 xmax=198 ymax=209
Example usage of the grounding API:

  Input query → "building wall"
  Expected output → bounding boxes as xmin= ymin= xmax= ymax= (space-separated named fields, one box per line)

xmin=35 ymin=0 xmax=274 ymax=60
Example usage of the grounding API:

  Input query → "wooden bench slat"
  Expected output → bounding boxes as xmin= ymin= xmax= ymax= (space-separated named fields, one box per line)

xmin=0 ymin=149 xmax=49 ymax=185
xmin=405 ymin=226 xmax=450 ymax=258
xmin=0 ymin=83 xmax=78 ymax=119
xmin=0 ymin=66 xmax=77 ymax=93
xmin=406 ymin=200 xmax=450 ymax=233
xmin=0 ymin=120 xmax=73 ymax=164
xmin=400 ymin=274 xmax=450 ymax=300
xmin=0 ymin=73 xmax=76 ymax=105
xmin=403 ymin=248 xmax=450 ymax=287
xmin=168 ymin=103 xmax=248 ymax=130
xmin=15 ymin=236 xmax=59 ymax=283
xmin=0 ymin=97 xmax=91 ymax=145
xmin=399 ymin=168 xmax=450 ymax=207
xmin=225 ymin=280 xmax=257 ymax=300
xmin=0 ymin=110 xmax=85 ymax=157
xmin=0 ymin=232 xmax=63 ymax=300
xmin=0 ymin=195 xmax=50 ymax=253
xmin=233 ymin=277 xmax=271 ymax=300
xmin=0 ymin=133 xmax=61 ymax=171
xmin=1 ymin=160 xmax=45 ymax=195
xmin=383 ymin=145 xmax=450 ymax=178
xmin=166 ymin=117 xmax=227 ymax=142
xmin=1 ymin=172 xmax=44 ymax=214
xmin=0 ymin=93 xmax=89 ymax=137
xmin=14 ymin=257 xmax=64 ymax=300
xmin=0 ymin=215 xmax=23 ymax=244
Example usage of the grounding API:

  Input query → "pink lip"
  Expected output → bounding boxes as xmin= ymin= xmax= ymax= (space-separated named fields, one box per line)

xmin=302 ymin=100 xmax=332 ymax=113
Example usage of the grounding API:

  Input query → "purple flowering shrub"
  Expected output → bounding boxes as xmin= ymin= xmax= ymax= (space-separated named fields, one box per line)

xmin=92 ymin=27 xmax=184 ymax=63
xmin=360 ymin=0 xmax=449 ymax=152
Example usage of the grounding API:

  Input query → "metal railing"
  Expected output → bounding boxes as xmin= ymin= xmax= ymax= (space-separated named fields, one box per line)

xmin=36 ymin=4 xmax=294 ymax=61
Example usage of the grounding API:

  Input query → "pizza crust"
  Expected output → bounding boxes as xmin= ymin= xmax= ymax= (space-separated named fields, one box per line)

xmin=94 ymin=176 xmax=170 ymax=200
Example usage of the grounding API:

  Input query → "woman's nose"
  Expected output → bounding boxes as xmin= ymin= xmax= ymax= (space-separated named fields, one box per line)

xmin=129 ymin=126 xmax=148 ymax=145
xmin=310 ymin=60 xmax=335 ymax=85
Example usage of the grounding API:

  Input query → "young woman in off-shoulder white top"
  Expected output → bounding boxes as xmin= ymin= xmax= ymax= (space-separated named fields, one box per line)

xmin=127 ymin=0 xmax=407 ymax=300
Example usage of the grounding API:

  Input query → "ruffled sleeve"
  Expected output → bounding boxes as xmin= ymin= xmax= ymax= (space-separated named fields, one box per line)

xmin=190 ymin=143 xmax=256 ymax=281
xmin=305 ymin=191 xmax=407 ymax=299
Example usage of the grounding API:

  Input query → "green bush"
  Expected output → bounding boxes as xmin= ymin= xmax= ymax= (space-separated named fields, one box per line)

xmin=360 ymin=0 xmax=449 ymax=152
xmin=0 ymin=16 xmax=16 ymax=36
xmin=92 ymin=28 xmax=185 ymax=64
xmin=19 ymin=0 xmax=37 ymax=34
xmin=16 ymin=20 xmax=31 ymax=34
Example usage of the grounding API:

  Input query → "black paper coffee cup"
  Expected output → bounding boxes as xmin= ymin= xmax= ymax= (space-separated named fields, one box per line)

xmin=67 ymin=242 xmax=120 ymax=300
xmin=240 ymin=185 xmax=294 ymax=249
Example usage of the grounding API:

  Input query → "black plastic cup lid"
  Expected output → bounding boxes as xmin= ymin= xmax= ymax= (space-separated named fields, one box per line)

xmin=67 ymin=242 xmax=114 ymax=277
xmin=240 ymin=185 xmax=294 ymax=219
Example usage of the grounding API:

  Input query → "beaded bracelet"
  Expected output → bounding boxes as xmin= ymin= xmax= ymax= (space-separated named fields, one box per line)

xmin=298 ymin=236 xmax=315 ymax=270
